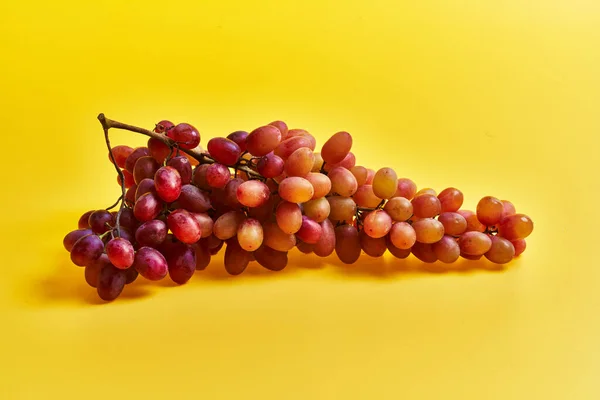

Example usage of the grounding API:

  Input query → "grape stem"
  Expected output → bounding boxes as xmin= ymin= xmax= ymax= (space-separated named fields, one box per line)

xmin=101 ymin=122 xmax=126 ymax=237
xmin=97 ymin=114 xmax=263 ymax=180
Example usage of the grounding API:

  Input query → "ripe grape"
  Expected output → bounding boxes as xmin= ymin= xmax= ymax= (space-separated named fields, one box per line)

xmin=389 ymin=221 xmax=416 ymax=249
xmin=484 ymin=236 xmax=515 ymax=264
xmin=321 ymin=131 xmax=352 ymax=165
xmin=154 ymin=120 xmax=174 ymax=133
xmin=167 ymin=156 xmax=193 ymax=184
xmin=88 ymin=210 xmax=114 ymax=234
xmin=296 ymin=216 xmax=323 ymax=244
xmin=124 ymin=267 xmax=138 ymax=284
xmin=167 ymin=209 xmax=201 ymax=244
xmin=458 ymin=231 xmax=493 ymax=256
xmin=364 ymin=169 xmax=375 ymax=185
xmin=411 ymin=242 xmax=438 ymax=263
xmin=78 ymin=210 xmax=94 ymax=229
xmin=97 ymin=264 xmax=127 ymax=301
xmin=147 ymin=137 xmax=171 ymax=164
xmin=412 ymin=218 xmax=445 ymax=244
xmin=394 ymin=178 xmax=417 ymax=199
xmin=274 ymin=136 xmax=313 ymax=159
xmin=269 ymin=121 xmax=288 ymax=139
xmin=350 ymin=166 xmax=368 ymax=186
xmin=302 ymin=197 xmax=330 ymax=222
xmin=213 ymin=211 xmax=246 ymax=240
xmin=288 ymin=129 xmax=316 ymax=150
xmin=190 ymin=212 xmax=214 ymax=238
xmin=207 ymin=137 xmax=242 ymax=166
xmin=329 ymin=167 xmax=358 ymax=197
xmin=285 ymin=147 xmax=315 ymax=177
xmin=278 ymin=177 xmax=314 ymax=203
xmin=353 ymin=185 xmax=381 ymax=208
xmin=154 ymin=166 xmax=182 ymax=202
xmin=236 ymin=180 xmax=270 ymax=207
xmin=304 ymin=172 xmax=331 ymax=199
xmin=165 ymin=242 xmax=196 ymax=284
xmin=432 ymin=235 xmax=460 ymax=263
xmin=372 ymin=168 xmax=398 ymax=199
xmin=109 ymin=145 xmax=134 ymax=168
xmin=167 ymin=123 xmax=200 ymax=149
xmin=84 ymin=255 xmax=108 ymax=288
xmin=501 ymin=200 xmax=516 ymax=221
xmin=386 ymin=237 xmax=411 ymax=259
xmin=192 ymin=164 xmax=211 ymax=190
xmin=437 ymin=187 xmax=463 ymax=212
xmin=246 ymin=125 xmax=282 ymax=156
xmin=275 ymin=201 xmax=302 ymax=234
xmin=193 ymin=243 xmax=211 ymax=270
xmin=296 ymin=241 xmax=314 ymax=254
xmin=411 ymin=194 xmax=442 ymax=218
xmin=117 ymin=170 xmax=135 ymax=188
xmin=263 ymin=221 xmax=297 ymax=251
xmin=115 ymin=208 xmax=137 ymax=231
xmin=105 ymin=238 xmax=135 ymax=269
xmin=312 ymin=152 xmax=324 ymax=172
xmin=63 ymin=228 xmax=93 ymax=252
xmin=226 ymin=130 xmax=249 ymax=152
xmin=383 ymin=197 xmax=413 ymax=221
xmin=135 ymin=219 xmax=167 ymax=248
xmin=498 ymin=214 xmax=534 ymax=240
xmin=415 ymin=188 xmax=436 ymax=197
xmin=327 ymin=196 xmax=356 ymax=222
xmin=223 ymin=240 xmax=251 ymax=275
xmin=133 ymin=192 xmax=163 ymax=222
xmin=254 ymin=245 xmax=288 ymax=271
xmin=125 ymin=147 xmax=151 ymax=173
xmin=257 ymin=153 xmax=285 ymax=178
xmin=222 ymin=178 xmax=243 ymax=207
xmin=335 ymin=224 xmax=361 ymax=264
xmin=512 ymin=239 xmax=527 ymax=256
xmin=324 ymin=152 xmax=356 ymax=171
xmin=476 ymin=196 xmax=504 ymax=226
xmin=438 ymin=212 xmax=467 ymax=236
xmin=178 ymin=184 xmax=212 ymax=212
xmin=125 ymin=185 xmax=137 ymax=205
xmin=237 ymin=218 xmax=264 ymax=251
xmin=457 ymin=210 xmax=486 ymax=232
xmin=204 ymin=163 xmax=230 ymax=189
xmin=363 ymin=210 xmax=392 ymax=238
xmin=133 ymin=156 xmax=160 ymax=184
xmin=313 ymin=219 xmax=336 ymax=257
xmin=359 ymin=230 xmax=387 ymax=257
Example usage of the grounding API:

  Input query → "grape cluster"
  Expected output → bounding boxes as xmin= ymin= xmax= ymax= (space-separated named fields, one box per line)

xmin=63 ymin=117 xmax=534 ymax=301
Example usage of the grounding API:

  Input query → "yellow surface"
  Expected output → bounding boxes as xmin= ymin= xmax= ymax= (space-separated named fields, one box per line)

xmin=1 ymin=1 xmax=599 ymax=399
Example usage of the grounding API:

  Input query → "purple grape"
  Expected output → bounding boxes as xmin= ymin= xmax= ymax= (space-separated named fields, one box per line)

xmin=207 ymin=137 xmax=242 ymax=166
xmin=167 ymin=156 xmax=192 ymax=184
xmin=78 ymin=210 xmax=94 ymax=229
xmin=165 ymin=242 xmax=196 ymax=284
xmin=88 ymin=210 xmax=114 ymax=234
xmin=124 ymin=147 xmax=151 ymax=173
xmin=224 ymin=240 xmax=250 ymax=275
xmin=133 ymin=192 xmax=163 ymax=222
xmin=177 ymin=184 xmax=212 ymax=213
xmin=135 ymin=219 xmax=167 ymax=248
xmin=133 ymin=247 xmax=168 ymax=281
xmin=70 ymin=234 xmax=104 ymax=267
xmin=226 ymin=131 xmax=248 ymax=152
xmin=105 ymin=238 xmax=135 ymax=269
xmin=257 ymin=153 xmax=284 ymax=178
xmin=133 ymin=156 xmax=160 ymax=184
xmin=135 ymin=178 xmax=156 ymax=201
xmin=97 ymin=264 xmax=127 ymax=301
xmin=63 ymin=228 xmax=93 ymax=252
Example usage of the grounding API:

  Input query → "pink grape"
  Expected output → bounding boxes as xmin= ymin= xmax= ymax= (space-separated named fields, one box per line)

xmin=207 ymin=137 xmax=242 ymax=166
xmin=135 ymin=219 xmax=167 ymax=247
xmin=236 ymin=180 xmax=270 ymax=207
xmin=269 ymin=121 xmax=288 ymax=139
xmin=63 ymin=228 xmax=93 ymax=252
xmin=296 ymin=216 xmax=323 ymax=244
xmin=165 ymin=242 xmax=196 ymax=284
xmin=154 ymin=166 xmax=182 ymax=202
xmin=105 ymin=238 xmax=135 ymax=269
xmin=135 ymin=178 xmax=156 ymax=201
xmin=167 ymin=156 xmax=193 ymax=184
xmin=205 ymin=163 xmax=230 ymax=189
xmin=437 ymin=187 xmax=464 ymax=212
xmin=125 ymin=147 xmax=151 ymax=173
xmin=313 ymin=219 xmax=336 ymax=257
xmin=167 ymin=209 xmax=202 ymax=244
xmin=363 ymin=210 xmax=392 ymax=239
xmin=133 ymin=156 xmax=160 ymax=185
xmin=134 ymin=192 xmax=163 ymax=222
xmin=389 ymin=222 xmax=416 ymax=249
xmin=167 ymin=123 xmax=200 ymax=149
xmin=246 ymin=125 xmax=282 ymax=156
xmin=321 ymin=131 xmax=352 ymax=165
xmin=335 ymin=224 xmax=361 ymax=264
xmin=257 ymin=153 xmax=285 ymax=178
xmin=394 ymin=178 xmax=417 ymax=199
xmin=226 ymin=131 xmax=249 ymax=152
xmin=178 ymin=184 xmax=212 ymax=212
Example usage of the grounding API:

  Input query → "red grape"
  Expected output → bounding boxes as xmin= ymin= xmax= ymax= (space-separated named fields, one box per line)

xmin=167 ymin=156 xmax=192 ymax=184
xmin=246 ymin=125 xmax=282 ymax=156
xmin=167 ymin=209 xmax=202 ymax=244
xmin=135 ymin=219 xmax=167 ymax=248
xmin=105 ymin=238 xmax=135 ymax=269
xmin=133 ymin=247 xmax=168 ymax=280
xmin=70 ymin=234 xmax=104 ymax=267
xmin=207 ymin=137 xmax=242 ymax=166
xmin=167 ymin=123 xmax=200 ymax=149
xmin=227 ymin=131 xmax=249 ymax=152
xmin=97 ymin=264 xmax=127 ymax=301
xmin=109 ymin=145 xmax=134 ymax=168
xmin=154 ymin=166 xmax=182 ymax=202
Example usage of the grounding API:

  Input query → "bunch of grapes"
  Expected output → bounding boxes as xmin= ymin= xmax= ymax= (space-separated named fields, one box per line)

xmin=63 ymin=115 xmax=534 ymax=301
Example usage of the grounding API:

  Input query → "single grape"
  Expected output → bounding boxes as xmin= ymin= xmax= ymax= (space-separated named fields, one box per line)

xmin=113 ymin=208 xmax=137 ymax=232
xmin=511 ymin=239 xmax=527 ymax=256
xmin=359 ymin=230 xmax=387 ymax=257
xmin=117 ymin=170 xmax=135 ymax=189
xmin=246 ymin=125 xmax=282 ymax=156
xmin=97 ymin=264 xmax=127 ymax=301
xmin=133 ymin=156 xmax=160 ymax=185
xmin=437 ymin=187 xmax=464 ymax=212
xmin=285 ymin=147 xmax=315 ymax=177
xmin=78 ymin=210 xmax=94 ymax=229
xmin=383 ymin=197 xmax=413 ymax=222
xmin=415 ymin=188 xmax=437 ymax=197
xmin=386 ymin=236 xmax=411 ymax=259
xmin=287 ymin=129 xmax=316 ymax=150
xmin=125 ymin=147 xmax=151 ymax=173
xmin=133 ymin=192 xmax=163 ymax=222
xmin=167 ymin=123 xmax=200 ymax=149
xmin=350 ymin=166 xmax=368 ymax=187
xmin=237 ymin=218 xmax=264 ymax=251
xmin=88 ymin=210 xmax=114 ymax=234
xmin=135 ymin=219 xmax=167 ymax=248
xmin=394 ymin=178 xmax=417 ymax=199
xmin=353 ymin=185 xmax=382 ymax=208
xmin=236 ymin=180 xmax=270 ymax=207
xmin=207 ymin=137 xmax=242 ymax=166
xmin=501 ymin=200 xmax=516 ymax=221
xmin=296 ymin=241 xmax=314 ymax=254
xmin=302 ymin=197 xmax=330 ymax=222
xmin=329 ymin=167 xmax=358 ymax=197
xmin=177 ymin=184 xmax=212 ymax=212
xmin=411 ymin=242 xmax=438 ymax=263
xmin=274 ymin=136 xmax=313 ymax=159
xmin=223 ymin=240 xmax=251 ymax=275
xmin=269 ymin=121 xmax=288 ymax=139
xmin=109 ymin=145 xmax=134 ymax=169
xmin=432 ymin=235 xmax=460 ymax=263
xmin=312 ymin=152 xmax=324 ymax=172
xmin=275 ymin=201 xmax=303 ymax=234
xmin=200 ymin=235 xmax=224 ymax=255
xmin=324 ymin=152 xmax=356 ymax=171
xmin=154 ymin=120 xmax=174 ymax=133
xmin=124 ymin=267 xmax=138 ymax=284
xmin=257 ymin=152 xmax=285 ymax=178
xmin=227 ymin=130 xmax=249 ymax=152
xmin=412 ymin=218 xmax=445 ymax=244
xmin=458 ymin=231 xmax=493 ymax=256
xmin=254 ymin=245 xmax=288 ymax=271
xmin=105 ymin=238 xmax=135 ymax=269
xmin=363 ymin=210 xmax=392 ymax=239
xmin=411 ymin=194 xmax=442 ymax=218
xmin=165 ymin=242 xmax=196 ymax=284
xmin=304 ymin=172 xmax=331 ymax=199
xmin=263 ymin=221 xmax=297 ymax=251
xmin=167 ymin=209 xmax=202 ymax=244
xmin=296 ymin=216 xmax=323 ymax=244
xmin=437 ymin=212 xmax=468 ymax=236
xmin=457 ymin=210 xmax=486 ymax=232
xmin=476 ymin=196 xmax=504 ymax=226
xmin=190 ymin=212 xmax=214 ymax=238
xmin=247 ymin=193 xmax=278 ymax=222
xmin=335 ymin=224 xmax=361 ymax=264
xmin=389 ymin=221 xmax=417 ymax=249
xmin=63 ymin=228 xmax=93 ymax=252
xmin=321 ymin=131 xmax=353 ymax=165
xmin=154 ymin=166 xmax=182 ymax=202
xmin=135 ymin=178 xmax=156 ymax=201
xmin=364 ymin=169 xmax=375 ymax=185
xmin=313 ymin=219 xmax=336 ymax=257
xmin=278 ymin=177 xmax=314 ymax=203
xmin=125 ymin=185 xmax=137 ymax=205
xmin=498 ymin=214 xmax=534 ymax=240
xmin=205 ymin=163 xmax=231 ymax=189
xmin=461 ymin=252 xmax=483 ymax=261
xmin=372 ymin=168 xmax=398 ymax=199
xmin=327 ymin=196 xmax=357 ymax=222
xmin=213 ymin=211 xmax=246 ymax=240
xmin=192 ymin=164 xmax=211 ymax=190
xmin=84 ymin=254 xmax=108 ymax=288
xmin=484 ymin=236 xmax=515 ymax=264
xmin=167 ymin=156 xmax=193 ymax=184
xmin=193 ymin=243 xmax=211 ymax=270
xmin=147 ymin=137 xmax=171 ymax=164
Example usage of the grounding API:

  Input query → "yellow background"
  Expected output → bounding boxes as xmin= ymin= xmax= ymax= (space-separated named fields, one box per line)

xmin=1 ymin=0 xmax=599 ymax=398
